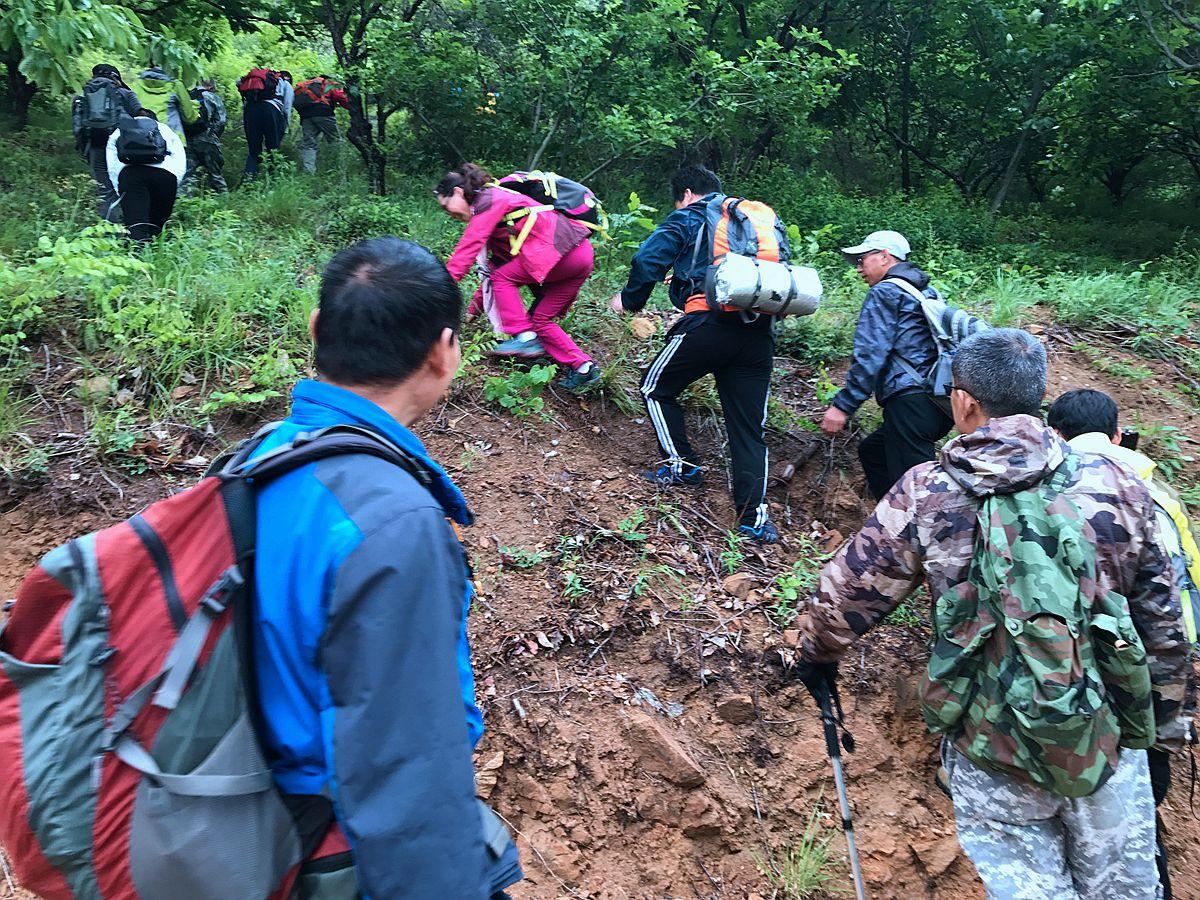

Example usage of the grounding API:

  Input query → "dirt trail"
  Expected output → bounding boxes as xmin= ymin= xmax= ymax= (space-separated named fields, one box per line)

xmin=2 ymin=334 xmax=1199 ymax=899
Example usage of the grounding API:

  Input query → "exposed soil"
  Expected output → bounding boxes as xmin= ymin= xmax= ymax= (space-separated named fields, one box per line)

xmin=2 ymin=329 xmax=1199 ymax=899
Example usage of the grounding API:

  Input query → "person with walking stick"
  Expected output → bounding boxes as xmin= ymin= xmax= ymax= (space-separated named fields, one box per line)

xmin=793 ymin=329 xmax=1193 ymax=899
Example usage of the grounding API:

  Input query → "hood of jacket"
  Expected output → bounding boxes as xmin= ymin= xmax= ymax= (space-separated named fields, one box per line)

xmin=884 ymin=260 xmax=931 ymax=292
xmin=940 ymin=414 xmax=1069 ymax=497
xmin=1068 ymin=431 xmax=1157 ymax=481
xmin=137 ymin=69 xmax=174 ymax=94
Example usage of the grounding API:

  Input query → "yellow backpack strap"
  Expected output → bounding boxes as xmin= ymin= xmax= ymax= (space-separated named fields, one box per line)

xmin=508 ymin=207 xmax=553 ymax=255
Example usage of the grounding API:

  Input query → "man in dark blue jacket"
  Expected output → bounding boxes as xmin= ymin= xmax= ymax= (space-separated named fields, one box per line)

xmin=610 ymin=164 xmax=781 ymax=544
xmin=820 ymin=230 xmax=954 ymax=499
xmin=248 ymin=237 xmax=520 ymax=898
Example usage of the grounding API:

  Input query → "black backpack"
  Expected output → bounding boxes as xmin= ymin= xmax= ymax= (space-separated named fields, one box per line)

xmin=81 ymin=78 xmax=122 ymax=131
xmin=116 ymin=114 xmax=168 ymax=165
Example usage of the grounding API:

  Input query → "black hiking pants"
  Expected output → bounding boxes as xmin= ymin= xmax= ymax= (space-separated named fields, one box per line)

xmin=640 ymin=313 xmax=773 ymax=528
xmin=87 ymin=139 xmax=120 ymax=223
xmin=243 ymin=100 xmax=284 ymax=177
xmin=859 ymin=391 xmax=953 ymax=500
xmin=117 ymin=166 xmax=177 ymax=243
xmin=1147 ymin=748 xmax=1172 ymax=899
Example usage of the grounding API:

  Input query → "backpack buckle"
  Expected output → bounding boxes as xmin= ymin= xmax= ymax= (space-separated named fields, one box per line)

xmin=201 ymin=566 xmax=244 ymax=615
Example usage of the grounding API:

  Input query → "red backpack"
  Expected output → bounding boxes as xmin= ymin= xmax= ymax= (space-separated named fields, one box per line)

xmin=0 ymin=426 xmax=422 ymax=898
xmin=237 ymin=68 xmax=280 ymax=102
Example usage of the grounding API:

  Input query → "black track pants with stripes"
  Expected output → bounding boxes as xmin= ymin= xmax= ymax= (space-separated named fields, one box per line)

xmin=640 ymin=313 xmax=774 ymax=527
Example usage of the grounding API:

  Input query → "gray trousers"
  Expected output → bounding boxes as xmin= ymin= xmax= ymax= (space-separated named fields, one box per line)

xmin=88 ymin=144 xmax=121 ymax=223
xmin=182 ymin=140 xmax=229 ymax=194
xmin=299 ymin=116 xmax=340 ymax=173
xmin=945 ymin=744 xmax=1161 ymax=899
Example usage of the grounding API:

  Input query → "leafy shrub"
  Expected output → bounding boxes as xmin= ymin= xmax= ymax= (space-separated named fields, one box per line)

xmin=483 ymin=364 xmax=556 ymax=417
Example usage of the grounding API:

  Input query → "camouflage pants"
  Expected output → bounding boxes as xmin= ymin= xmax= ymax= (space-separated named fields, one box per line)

xmin=182 ymin=140 xmax=228 ymax=195
xmin=944 ymin=744 xmax=1161 ymax=899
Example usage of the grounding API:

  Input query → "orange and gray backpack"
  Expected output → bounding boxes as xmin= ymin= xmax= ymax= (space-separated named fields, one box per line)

xmin=686 ymin=195 xmax=817 ymax=318
xmin=0 ymin=425 xmax=422 ymax=898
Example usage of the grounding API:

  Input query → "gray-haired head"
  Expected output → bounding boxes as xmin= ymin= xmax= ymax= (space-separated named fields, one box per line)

xmin=951 ymin=328 xmax=1046 ymax=418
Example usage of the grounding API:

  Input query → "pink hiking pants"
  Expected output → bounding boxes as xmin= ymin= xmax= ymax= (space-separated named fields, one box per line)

xmin=490 ymin=239 xmax=594 ymax=368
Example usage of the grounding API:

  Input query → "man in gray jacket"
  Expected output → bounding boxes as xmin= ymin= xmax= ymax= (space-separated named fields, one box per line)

xmin=820 ymin=230 xmax=954 ymax=498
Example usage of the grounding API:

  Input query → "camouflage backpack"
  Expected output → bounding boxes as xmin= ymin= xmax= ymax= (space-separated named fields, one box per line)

xmin=920 ymin=453 xmax=1157 ymax=797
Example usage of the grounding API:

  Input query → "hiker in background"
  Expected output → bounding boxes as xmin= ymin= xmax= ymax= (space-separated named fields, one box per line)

xmin=71 ymin=64 xmax=140 ymax=223
xmin=180 ymin=77 xmax=228 ymax=194
xmin=246 ymin=237 xmax=522 ymax=897
xmin=610 ymin=164 xmax=781 ymax=544
xmin=238 ymin=67 xmax=284 ymax=179
xmin=1048 ymin=387 xmax=1200 ymax=899
xmin=294 ymin=74 xmax=349 ymax=173
xmin=820 ymin=231 xmax=954 ymax=500
xmin=107 ymin=110 xmax=185 ymax=243
xmin=276 ymin=70 xmax=295 ymax=140
xmin=795 ymin=328 xmax=1193 ymax=899
xmin=437 ymin=163 xmax=600 ymax=393
xmin=130 ymin=64 xmax=197 ymax=141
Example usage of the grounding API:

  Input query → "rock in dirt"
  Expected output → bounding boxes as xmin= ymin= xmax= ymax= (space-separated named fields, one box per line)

xmin=910 ymin=835 xmax=961 ymax=879
xmin=722 ymin=573 xmax=756 ymax=600
xmin=716 ymin=694 xmax=755 ymax=724
xmin=625 ymin=710 xmax=706 ymax=788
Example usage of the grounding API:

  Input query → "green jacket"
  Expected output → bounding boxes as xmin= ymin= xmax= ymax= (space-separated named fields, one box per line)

xmin=131 ymin=68 xmax=196 ymax=138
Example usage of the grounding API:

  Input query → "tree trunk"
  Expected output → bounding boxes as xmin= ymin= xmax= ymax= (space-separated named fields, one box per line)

xmin=4 ymin=57 xmax=37 ymax=129
xmin=989 ymin=78 xmax=1046 ymax=214
xmin=899 ymin=42 xmax=913 ymax=196
xmin=346 ymin=89 xmax=386 ymax=193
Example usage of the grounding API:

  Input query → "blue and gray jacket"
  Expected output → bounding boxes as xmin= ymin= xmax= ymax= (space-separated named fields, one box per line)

xmin=248 ymin=379 xmax=488 ymax=898
xmin=619 ymin=192 xmax=722 ymax=313
xmin=832 ymin=261 xmax=940 ymax=415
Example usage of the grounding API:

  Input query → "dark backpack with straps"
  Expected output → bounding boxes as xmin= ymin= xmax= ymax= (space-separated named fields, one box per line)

xmin=0 ymin=425 xmax=427 ymax=899
xmin=115 ymin=113 xmax=168 ymax=165
xmin=81 ymin=77 xmax=123 ymax=131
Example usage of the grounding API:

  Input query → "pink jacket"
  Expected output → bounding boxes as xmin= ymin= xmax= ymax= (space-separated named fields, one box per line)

xmin=445 ymin=186 xmax=589 ymax=284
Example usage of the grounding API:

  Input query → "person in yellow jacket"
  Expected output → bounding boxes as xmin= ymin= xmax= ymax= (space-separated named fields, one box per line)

xmin=1048 ymin=387 xmax=1198 ymax=900
xmin=131 ymin=65 xmax=196 ymax=140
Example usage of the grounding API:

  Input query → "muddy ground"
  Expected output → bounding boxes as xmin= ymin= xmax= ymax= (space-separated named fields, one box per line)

xmin=2 ymin=330 xmax=1198 ymax=899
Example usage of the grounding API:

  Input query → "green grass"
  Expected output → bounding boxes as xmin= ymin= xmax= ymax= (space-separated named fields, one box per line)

xmin=754 ymin=798 xmax=843 ymax=899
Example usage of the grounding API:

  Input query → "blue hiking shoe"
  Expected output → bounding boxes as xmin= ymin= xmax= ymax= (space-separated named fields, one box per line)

xmin=557 ymin=362 xmax=601 ymax=394
xmin=644 ymin=463 xmax=703 ymax=487
xmin=738 ymin=521 xmax=780 ymax=545
xmin=490 ymin=333 xmax=545 ymax=359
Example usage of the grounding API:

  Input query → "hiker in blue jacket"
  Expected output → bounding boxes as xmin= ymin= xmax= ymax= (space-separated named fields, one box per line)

xmin=820 ymin=230 xmax=954 ymax=499
xmin=248 ymin=237 xmax=521 ymax=898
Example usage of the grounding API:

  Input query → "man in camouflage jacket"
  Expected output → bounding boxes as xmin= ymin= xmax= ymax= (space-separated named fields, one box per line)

xmin=796 ymin=328 xmax=1194 ymax=899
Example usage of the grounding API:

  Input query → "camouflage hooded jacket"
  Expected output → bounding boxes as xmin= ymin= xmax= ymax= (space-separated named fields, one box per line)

xmin=797 ymin=414 xmax=1194 ymax=752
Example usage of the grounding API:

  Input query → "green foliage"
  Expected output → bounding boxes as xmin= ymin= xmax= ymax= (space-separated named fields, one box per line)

xmin=483 ymin=364 xmax=556 ymax=418
xmin=720 ymin=530 xmax=746 ymax=575
xmin=770 ymin=536 xmax=830 ymax=626
xmin=753 ymin=798 xmax=841 ymax=899
xmin=499 ymin=546 xmax=551 ymax=569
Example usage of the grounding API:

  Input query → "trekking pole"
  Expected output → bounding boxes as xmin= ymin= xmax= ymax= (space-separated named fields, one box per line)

xmin=817 ymin=682 xmax=867 ymax=900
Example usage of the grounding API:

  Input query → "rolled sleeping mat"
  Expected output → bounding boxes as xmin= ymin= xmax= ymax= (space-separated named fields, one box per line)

xmin=705 ymin=253 xmax=823 ymax=317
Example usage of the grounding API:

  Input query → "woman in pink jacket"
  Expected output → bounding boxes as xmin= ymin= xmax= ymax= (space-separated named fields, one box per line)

xmin=437 ymin=163 xmax=599 ymax=393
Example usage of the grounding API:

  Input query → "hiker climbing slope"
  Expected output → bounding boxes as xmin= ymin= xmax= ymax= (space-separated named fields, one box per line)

xmin=294 ymin=75 xmax=349 ymax=173
xmin=820 ymin=231 xmax=959 ymax=499
xmin=1048 ymin=387 xmax=1200 ymax=899
xmin=438 ymin=163 xmax=600 ymax=393
xmin=180 ymin=77 xmax=228 ymax=195
xmin=795 ymin=328 xmax=1193 ymax=899
xmin=611 ymin=165 xmax=785 ymax=544
xmin=130 ymin=65 xmax=197 ymax=141
xmin=71 ymin=64 xmax=141 ymax=223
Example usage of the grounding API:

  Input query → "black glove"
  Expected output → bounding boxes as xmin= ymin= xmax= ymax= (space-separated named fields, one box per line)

xmin=794 ymin=660 xmax=838 ymax=705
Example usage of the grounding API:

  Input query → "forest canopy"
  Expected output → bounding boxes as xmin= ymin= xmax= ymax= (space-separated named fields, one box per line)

xmin=3 ymin=0 xmax=1199 ymax=205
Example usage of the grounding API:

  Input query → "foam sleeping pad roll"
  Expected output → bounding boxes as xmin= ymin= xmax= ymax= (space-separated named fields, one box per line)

xmin=705 ymin=253 xmax=823 ymax=316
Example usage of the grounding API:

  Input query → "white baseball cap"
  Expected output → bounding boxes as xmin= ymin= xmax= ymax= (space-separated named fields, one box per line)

xmin=841 ymin=230 xmax=911 ymax=261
